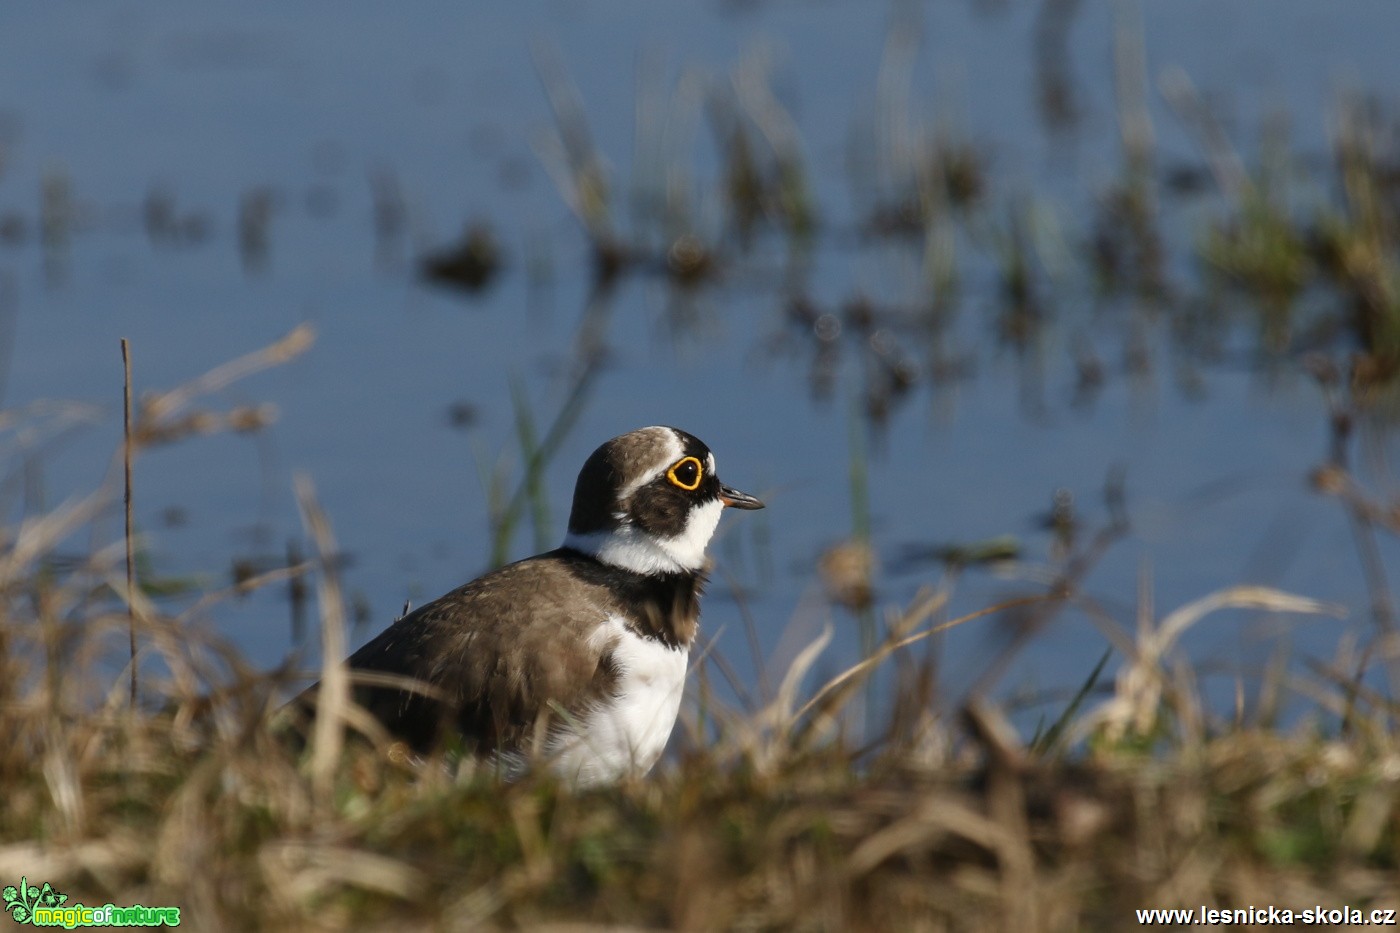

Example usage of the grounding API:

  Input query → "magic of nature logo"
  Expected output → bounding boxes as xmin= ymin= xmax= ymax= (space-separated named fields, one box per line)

xmin=3 ymin=878 xmax=180 ymax=928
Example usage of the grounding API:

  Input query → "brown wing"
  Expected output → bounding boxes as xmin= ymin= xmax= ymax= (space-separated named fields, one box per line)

xmin=295 ymin=550 xmax=621 ymax=755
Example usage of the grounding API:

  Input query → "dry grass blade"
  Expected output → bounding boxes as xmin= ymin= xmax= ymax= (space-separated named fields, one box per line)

xmin=97 ymin=566 xmax=200 ymax=702
xmin=770 ymin=622 xmax=833 ymax=734
xmin=1093 ymin=585 xmax=1347 ymax=741
xmin=139 ymin=323 xmax=315 ymax=428
xmin=1155 ymin=585 xmax=1344 ymax=651
xmin=177 ymin=560 xmax=312 ymax=622
xmin=122 ymin=338 xmax=136 ymax=703
xmin=0 ymin=838 xmax=146 ymax=882
xmin=260 ymin=841 xmax=426 ymax=903
xmin=295 ymin=473 xmax=348 ymax=799
xmin=792 ymin=592 xmax=1048 ymax=737
xmin=846 ymin=795 xmax=1004 ymax=878
xmin=0 ymin=489 xmax=106 ymax=589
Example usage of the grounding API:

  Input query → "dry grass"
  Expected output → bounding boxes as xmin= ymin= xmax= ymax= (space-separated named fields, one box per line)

xmin=0 ymin=333 xmax=1397 ymax=932
xmin=3 ymin=597 xmax=1399 ymax=932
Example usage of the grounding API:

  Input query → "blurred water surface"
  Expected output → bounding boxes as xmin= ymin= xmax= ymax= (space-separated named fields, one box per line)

xmin=1 ymin=1 xmax=1398 ymax=726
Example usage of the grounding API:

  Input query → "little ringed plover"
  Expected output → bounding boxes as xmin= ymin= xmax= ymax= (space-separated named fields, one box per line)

xmin=292 ymin=425 xmax=763 ymax=785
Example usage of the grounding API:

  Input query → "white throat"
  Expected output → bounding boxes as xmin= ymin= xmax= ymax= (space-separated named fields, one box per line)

xmin=563 ymin=499 xmax=724 ymax=575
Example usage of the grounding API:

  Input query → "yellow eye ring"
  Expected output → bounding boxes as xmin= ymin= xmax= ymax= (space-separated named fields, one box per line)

xmin=666 ymin=456 xmax=704 ymax=491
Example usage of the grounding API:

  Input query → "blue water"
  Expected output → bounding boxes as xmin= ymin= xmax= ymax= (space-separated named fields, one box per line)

xmin=1 ymin=1 xmax=1397 ymax=726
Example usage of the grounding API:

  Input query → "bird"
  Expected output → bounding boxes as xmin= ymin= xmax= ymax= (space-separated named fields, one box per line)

xmin=289 ymin=426 xmax=763 ymax=785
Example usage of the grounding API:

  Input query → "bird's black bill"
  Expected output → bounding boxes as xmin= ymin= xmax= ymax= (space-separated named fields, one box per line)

xmin=720 ymin=484 xmax=764 ymax=510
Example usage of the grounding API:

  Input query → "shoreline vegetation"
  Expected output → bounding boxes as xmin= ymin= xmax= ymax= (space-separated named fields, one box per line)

xmin=5 ymin=12 xmax=1400 ymax=929
xmin=0 ymin=327 xmax=1393 ymax=927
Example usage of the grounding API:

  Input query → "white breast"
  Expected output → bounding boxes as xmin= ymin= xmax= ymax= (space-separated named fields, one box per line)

xmin=547 ymin=616 xmax=689 ymax=786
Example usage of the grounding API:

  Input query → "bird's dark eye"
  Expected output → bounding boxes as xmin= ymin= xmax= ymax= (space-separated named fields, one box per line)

xmin=666 ymin=456 xmax=703 ymax=491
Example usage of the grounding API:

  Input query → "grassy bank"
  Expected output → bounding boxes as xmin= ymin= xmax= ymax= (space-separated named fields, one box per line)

xmin=2 ymin=585 xmax=1397 ymax=930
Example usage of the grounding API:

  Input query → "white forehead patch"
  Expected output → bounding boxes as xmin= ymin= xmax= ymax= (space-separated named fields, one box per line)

xmin=618 ymin=427 xmax=685 ymax=501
